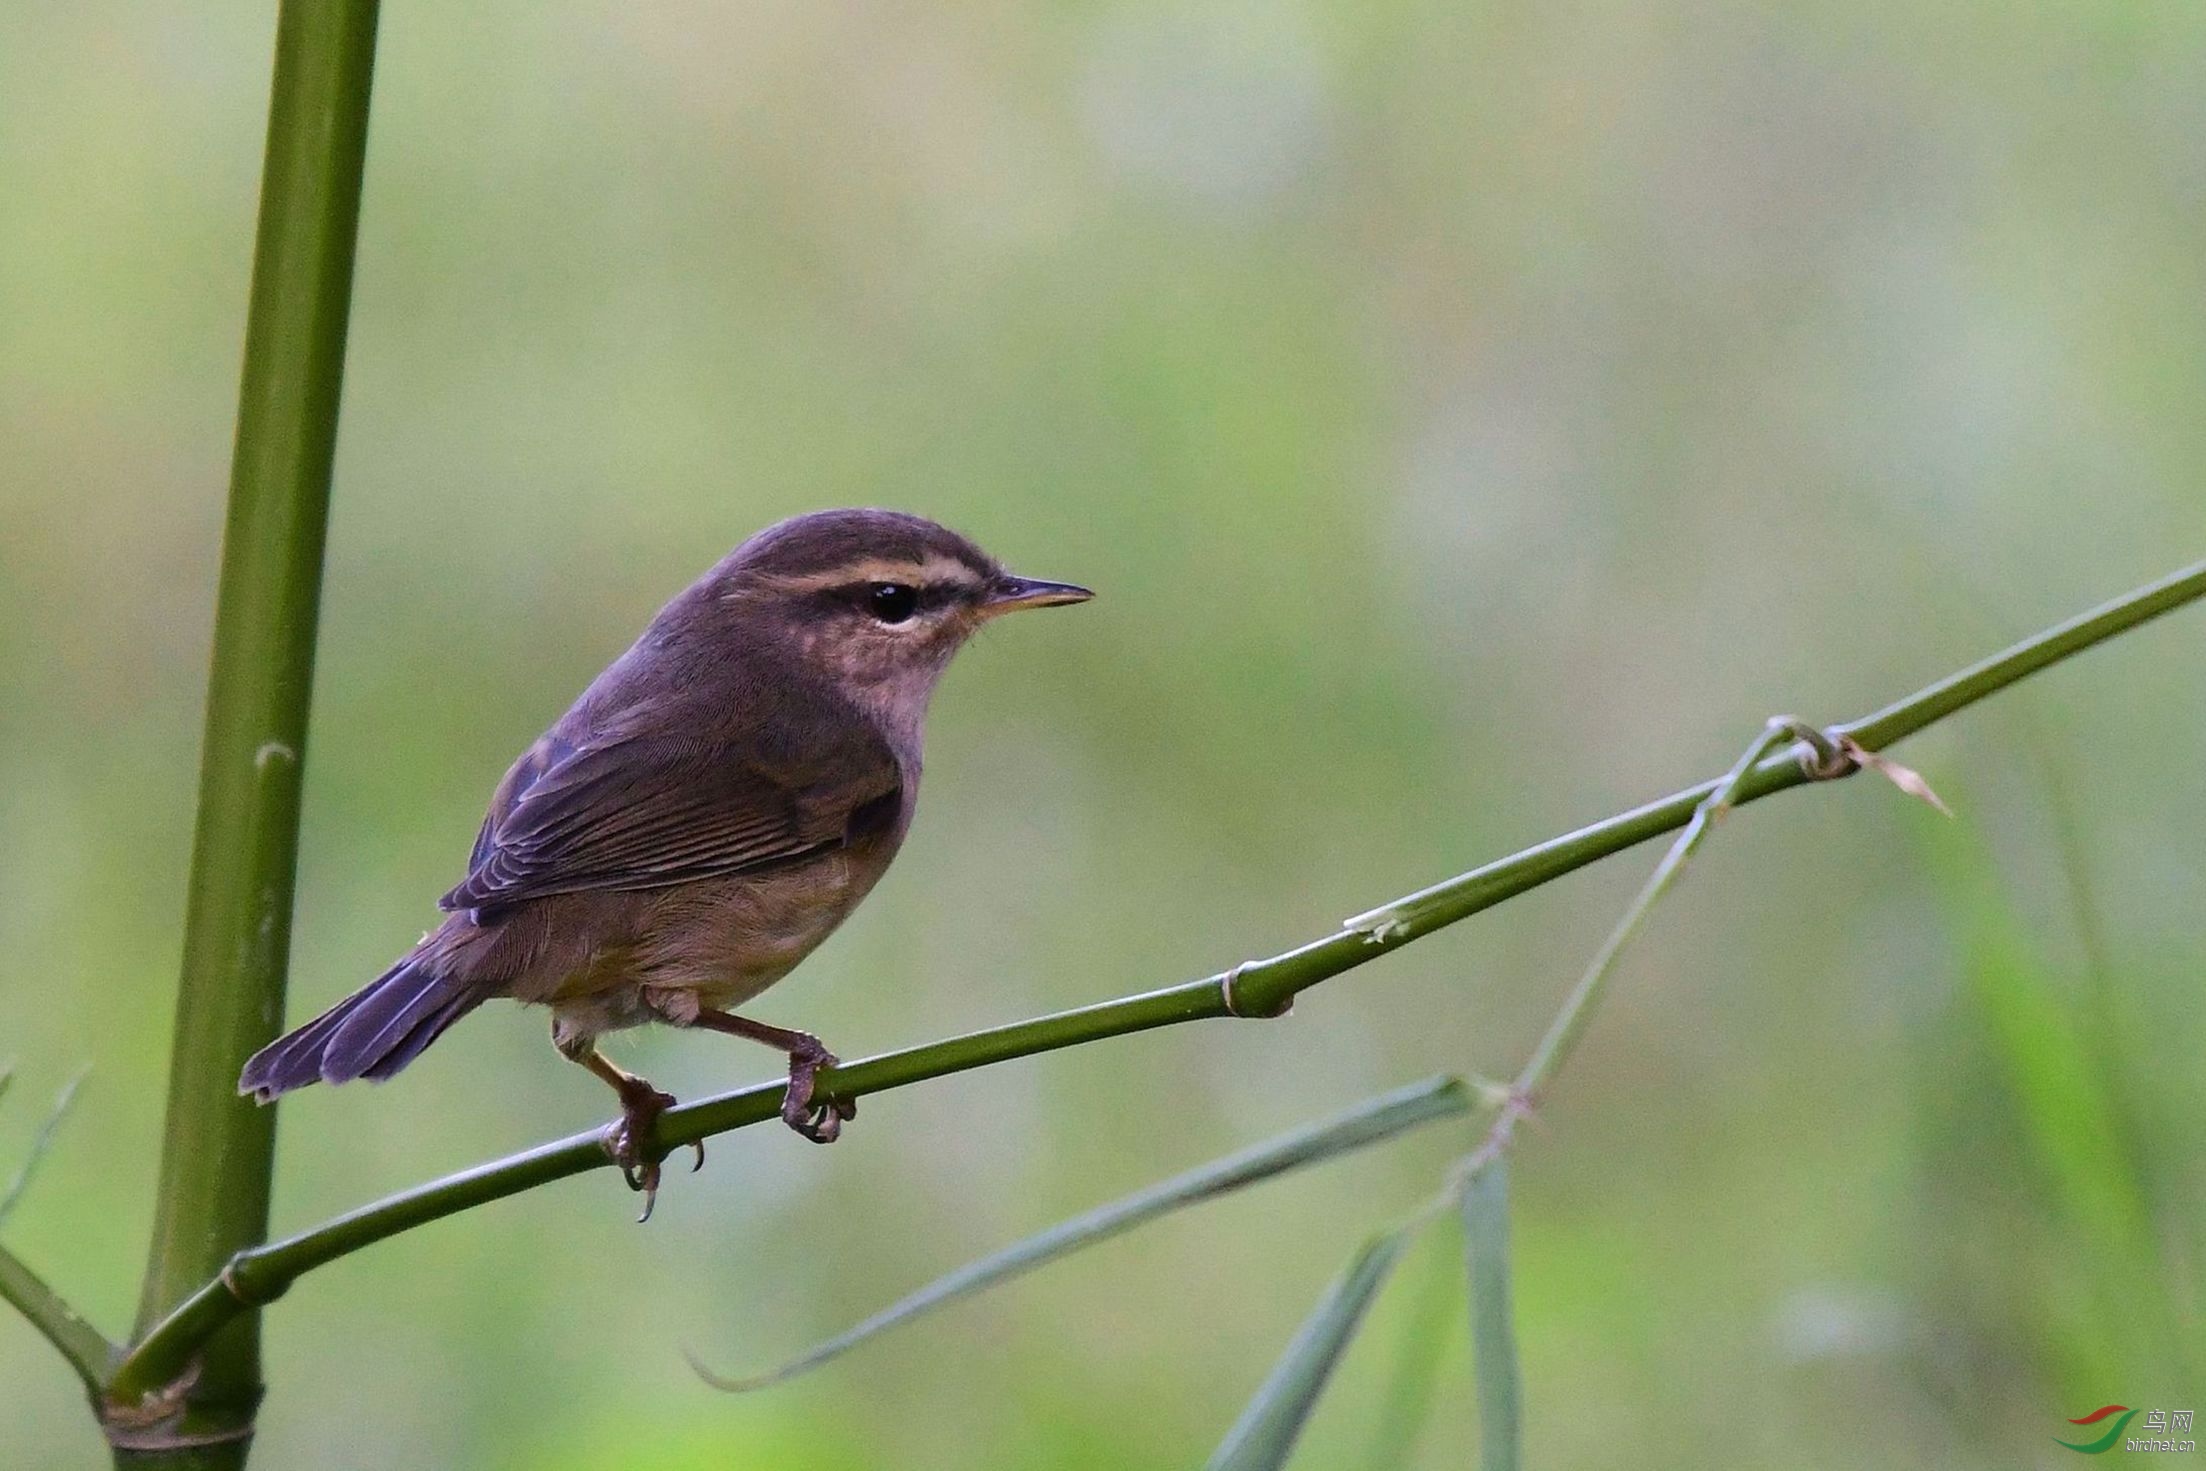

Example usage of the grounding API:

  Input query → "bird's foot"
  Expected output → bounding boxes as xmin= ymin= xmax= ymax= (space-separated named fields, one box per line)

xmin=604 ymin=1080 xmax=703 ymax=1223
xmin=782 ymin=1040 xmax=856 ymax=1144
xmin=688 ymin=1010 xmax=858 ymax=1145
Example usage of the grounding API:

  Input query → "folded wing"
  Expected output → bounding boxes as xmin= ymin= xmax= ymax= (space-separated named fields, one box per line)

xmin=442 ymin=724 xmax=900 ymax=916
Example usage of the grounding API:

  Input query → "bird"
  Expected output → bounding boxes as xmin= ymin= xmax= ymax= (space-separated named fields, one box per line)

xmin=239 ymin=508 xmax=1092 ymax=1218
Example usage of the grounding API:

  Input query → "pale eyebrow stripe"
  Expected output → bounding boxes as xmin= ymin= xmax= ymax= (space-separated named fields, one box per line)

xmin=756 ymin=556 xmax=987 ymax=596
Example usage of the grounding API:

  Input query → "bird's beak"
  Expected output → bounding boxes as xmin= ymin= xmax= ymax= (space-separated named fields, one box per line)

xmin=984 ymin=574 xmax=1095 ymax=615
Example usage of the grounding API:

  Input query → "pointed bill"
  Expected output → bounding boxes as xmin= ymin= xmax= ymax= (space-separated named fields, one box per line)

xmin=984 ymin=574 xmax=1094 ymax=614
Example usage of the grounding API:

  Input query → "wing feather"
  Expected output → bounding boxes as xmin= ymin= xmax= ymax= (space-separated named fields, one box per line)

xmin=441 ymin=722 xmax=899 ymax=914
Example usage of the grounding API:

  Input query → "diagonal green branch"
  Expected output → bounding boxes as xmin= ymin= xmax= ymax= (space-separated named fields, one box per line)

xmin=0 ymin=1244 xmax=117 ymax=1398
xmin=1314 ymin=554 xmax=2206 ymax=974
xmin=0 ymin=1065 xmax=114 ymax=1396
xmin=103 ymin=554 xmax=2206 ymax=1407
xmin=1506 ymin=717 xmax=1839 ymax=1112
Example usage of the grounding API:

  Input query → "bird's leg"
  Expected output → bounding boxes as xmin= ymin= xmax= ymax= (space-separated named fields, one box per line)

xmin=553 ymin=1022 xmax=700 ymax=1222
xmin=691 ymin=1009 xmax=856 ymax=1144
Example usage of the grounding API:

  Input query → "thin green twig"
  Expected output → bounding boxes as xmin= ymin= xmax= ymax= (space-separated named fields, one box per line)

xmin=1511 ymin=718 xmax=1820 ymax=1109
xmin=100 ymin=555 xmax=2206 ymax=1407
xmin=1430 ymin=720 xmax=1856 ymax=1468
xmin=1453 ymin=710 xmax=1946 ymax=1184
xmin=0 ymin=1066 xmax=89 ymax=1231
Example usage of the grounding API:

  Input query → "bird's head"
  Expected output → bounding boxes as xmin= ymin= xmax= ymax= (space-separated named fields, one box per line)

xmin=709 ymin=508 xmax=1092 ymax=715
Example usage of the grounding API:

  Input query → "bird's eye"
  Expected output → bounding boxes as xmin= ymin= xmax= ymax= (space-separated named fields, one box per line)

xmin=867 ymin=583 xmax=920 ymax=624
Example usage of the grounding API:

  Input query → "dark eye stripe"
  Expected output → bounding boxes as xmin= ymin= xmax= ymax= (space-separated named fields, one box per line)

xmin=826 ymin=580 xmax=968 ymax=619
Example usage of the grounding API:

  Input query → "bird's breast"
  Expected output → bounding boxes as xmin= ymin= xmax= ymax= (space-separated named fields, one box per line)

xmin=632 ymin=829 xmax=904 ymax=1010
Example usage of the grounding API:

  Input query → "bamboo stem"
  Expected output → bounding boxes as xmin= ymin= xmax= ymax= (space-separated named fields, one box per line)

xmin=113 ymin=1 xmax=382 ymax=1460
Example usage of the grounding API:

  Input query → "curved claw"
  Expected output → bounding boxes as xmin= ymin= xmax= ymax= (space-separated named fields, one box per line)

xmin=795 ymin=1103 xmax=843 ymax=1145
xmin=632 ymin=1165 xmax=661 ymax=1224
xmin=604 ymin=1082 xmax=679 ymax=1223
xmin=780 ymin=1048 xmax=855 ymax=1144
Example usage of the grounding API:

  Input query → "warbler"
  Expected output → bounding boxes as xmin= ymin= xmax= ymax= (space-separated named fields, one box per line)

xmin=239 ymin=508 xmax=1092 ymax=1217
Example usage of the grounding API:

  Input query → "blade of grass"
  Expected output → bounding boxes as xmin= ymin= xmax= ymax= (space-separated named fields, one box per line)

xmin=1968 ymin=915 xmax=2148 ymax=1252
xmin=1461 ymin=1161 xmax=1521 ymax=1471
xmin=1923 ymin=817 xmax=2183 ymax=1384
xmin=1930 ymin=819 xmax=2147 ymax=1236
xmin=1208 ymin=1227 xmax=1415 ymax=1471
xmin=1361 ymin=1232 xmax=1461 ymax=1471
xmin=692 ymin=1075 xmax=1471 ymax=1392
xmin=2034 ymin=751 xmax=2203 ymax=1386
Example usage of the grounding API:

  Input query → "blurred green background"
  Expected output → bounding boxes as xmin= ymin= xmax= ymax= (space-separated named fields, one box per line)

xmin=3 ymin=1 xmax=2202 ymax=1465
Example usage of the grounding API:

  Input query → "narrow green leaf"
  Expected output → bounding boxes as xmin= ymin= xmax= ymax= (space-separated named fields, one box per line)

xmin=1966 ymin=925 xmax=2146 ymax=1247
xmin=1920 ymin=815 xmax=2186 ymax=1382
xmin=1363 ymin=1233 xmax=1461 ymax=1471
xmin=0 ymin=1067 xmax=87 ymax=1231
xmin=1207 ymin=1227 xmax=1413 ymax=1471
xmin=1462 ymin=1160 xmax=1522 ymax=1471
xmin=694 ymin=1075 xmax=1470 ymax=1392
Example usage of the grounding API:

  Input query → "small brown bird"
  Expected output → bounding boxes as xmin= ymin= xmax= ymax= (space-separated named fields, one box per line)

xmin=240 ymin=509 xmax=1091 ymax=1216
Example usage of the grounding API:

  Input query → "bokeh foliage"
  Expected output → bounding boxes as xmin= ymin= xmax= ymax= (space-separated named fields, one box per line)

xmin=3 ymin=0 xmax=2203 ymax=1465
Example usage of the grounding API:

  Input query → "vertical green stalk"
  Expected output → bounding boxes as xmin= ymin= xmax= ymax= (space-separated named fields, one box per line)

xmin=117 ymin=1 xmax=380 ymax=1461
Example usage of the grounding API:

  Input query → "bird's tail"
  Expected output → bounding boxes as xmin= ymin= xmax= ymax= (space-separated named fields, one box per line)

xmin=238 ymin=946 xmax=484 ymax=1101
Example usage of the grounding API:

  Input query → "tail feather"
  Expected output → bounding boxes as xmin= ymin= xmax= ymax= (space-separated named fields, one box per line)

xmin=238 ymin=990 xmax=371 ymax=1100
xmin=239 ymin=953 xmax=483 ymax=1100
xmin=359 ymin=988 xmax=481 ymax=1081
xmin=321 ymin=958 xmax=477 ymax=1085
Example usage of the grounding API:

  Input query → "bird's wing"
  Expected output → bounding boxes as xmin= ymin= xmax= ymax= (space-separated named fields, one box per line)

xmin=440 ymin=724 xmax=901 ymax=915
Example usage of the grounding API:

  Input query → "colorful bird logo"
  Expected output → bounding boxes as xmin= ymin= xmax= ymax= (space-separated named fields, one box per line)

xmin=2057 ymin=1405 xmax=2139 ymax=1454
